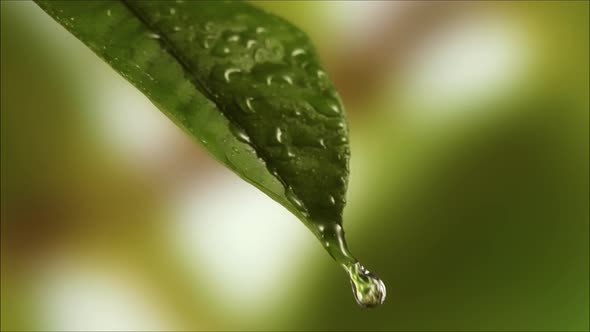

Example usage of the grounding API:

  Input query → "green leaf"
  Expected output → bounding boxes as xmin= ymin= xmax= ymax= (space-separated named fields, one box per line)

xmin=34 ymin=0 xmax=385 ymax=307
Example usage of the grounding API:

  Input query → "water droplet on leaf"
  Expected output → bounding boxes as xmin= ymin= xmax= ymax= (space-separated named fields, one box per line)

xmin=148 ymin=33 xmax=161 ymax=39
xmin=230 ymin=124 xmax=251 ymax=144
xmin=223 ymin=68 xmax=241 ymax=82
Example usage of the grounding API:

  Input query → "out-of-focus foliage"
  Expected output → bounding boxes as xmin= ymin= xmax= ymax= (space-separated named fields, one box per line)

xmin=1 ymin=1 xmax=588 ymax=331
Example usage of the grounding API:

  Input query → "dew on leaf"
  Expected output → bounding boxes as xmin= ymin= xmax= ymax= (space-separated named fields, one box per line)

xmin=229 ymin=123 xmax=251 ymax=144
xmin=223 ymin=68 xmax=241 ymax=82
xmin=246 ymin=39 xmax=257 ymax=49
xmin=275 ymin=127 xmax=284 ymax=144
xmin=147 ymin=32 xmax=161 ymax=39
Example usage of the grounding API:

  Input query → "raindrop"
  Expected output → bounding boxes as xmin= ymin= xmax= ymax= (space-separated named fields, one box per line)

xmin=106 ymin=9 xmax=111 ymax=17
xmin=291 ymin=48 xmax=306 ymax=57
xmin=202 ymin=35 xmax=216 ymax=49
xmin=223 ymin=68 xmax=241 ymax=82
xmin=266 ymin=75 xmax=274 ymax=86
xmin=309 ymin=97 xmax=341 ymax=117
xmin=246 ymin=40 xmax=257 ymax=49
xmin=284 ymin=147 xmax=296 ymax=159
xmin=275 ymin=127 xmax=283 ymax=144
xmin=256 ymin=27 xmax=267 ymax=34
xmin=328 ymin=195 xmax=336 ymax=205
xmin=169 ymin=7 xmax=176 ymax=15
xmin=227 ymin=34 xmax=240 ymax=42
xmin=254 ymin=48 xmax=270 ymax=62
xmin=282 ymin=75 xmax=293 ymax=85
xmin=244 ymin=97 xmax=256 ymax=113
xmin=286 ymin=188 xmax=305 ymax=212
xmin=230 ymin=124 xmax=251 ymax=144
xmin=329 ymin=102 xmax=340 ymax=114
xmin=346 ymin=263 xmax=386 ymax=308
xmin=326 ymin=120 xmax=346 ymax=129
xmin=148 ymin=33 xmax=161 ymax=40
xmin=213 ymin=45 xmax=231 ymax=57
xmin=173 ymin=26 xmax=181 ymax=32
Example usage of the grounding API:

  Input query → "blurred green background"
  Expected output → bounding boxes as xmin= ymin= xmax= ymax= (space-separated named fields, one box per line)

xmin=1 ymin=1 xmax=588 ymax=331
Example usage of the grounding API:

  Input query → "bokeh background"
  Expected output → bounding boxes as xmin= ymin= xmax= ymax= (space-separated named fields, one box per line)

xmin=1 ymin=1 xmax=588 ymax=331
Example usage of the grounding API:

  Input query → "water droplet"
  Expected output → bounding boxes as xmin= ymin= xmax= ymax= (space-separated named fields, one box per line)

xmin=284 ymin=147 xmax=296 ymax=159
xmin=224 ymin=68 xmax=241 ymax=82
xmin=202 ymin=35 xmax=216 ymax=49
xmin=212 ymin=44 xmax=231 ymax=57
xmin=246 ymin=40 xmax=257 ymax=49
xmin=329 ymin=103 xmax=340 ymax=114
xmin=346 ymin=263 xmax=386 ymax=308
xmin=318 ymin=138 xmax=326 ymax=148
xmin=309 ymin=97 xmax=341 ymax=117
xmin=291 ymin=48 xmax=306 ymax=57
xmin=275 ymin=127 xmax=283 ymax=144
xmin=328 ymin=195 xmax=336 ymax=205
xmin=256 ymin=27 xmax=267 ymax=34
xmin=148 ymin=33 xmax=161 ymax=40
xmin=326 ymin=120 xmax=346 ymax=129
xmin=286 ymin=188 xmax=305 ymax=211
xmin=173 ymin=26 xmax=181 ymax=32
xmin=244 ymin=97 xmax=256 ymax=113
xmin=70 ymin=17 xmax=75 ymax=21
xmin=282 ymin=75 xmax=293 ymax=85
xmin=265 ymin=38 xmax=284 ymax=60
xmin=227 ymin=34 xmax=240 ymax=42
xmin=230 ymin=124 xmax=251 ymax=144
xmin=169 ymin=7 xmax=176 ymax=15
xmin=106 ymin=9 xmax=112 ymax=16
xmin=204 ymin=21 xmax=215 ymax=31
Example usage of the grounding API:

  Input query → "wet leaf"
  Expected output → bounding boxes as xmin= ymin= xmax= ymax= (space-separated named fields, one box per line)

xmin=34 ymin=1 xmax=349 ymax=239
xmin=35 ymin=0 xmax=388 ymax=308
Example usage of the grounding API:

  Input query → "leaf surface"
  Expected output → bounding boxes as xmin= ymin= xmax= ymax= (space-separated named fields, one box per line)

xmin=35 ymin=0 xmax=349 ymax=233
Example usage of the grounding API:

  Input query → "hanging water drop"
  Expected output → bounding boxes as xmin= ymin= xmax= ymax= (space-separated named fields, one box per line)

xmin=345 ymin=263 xmax=386 ymax=308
